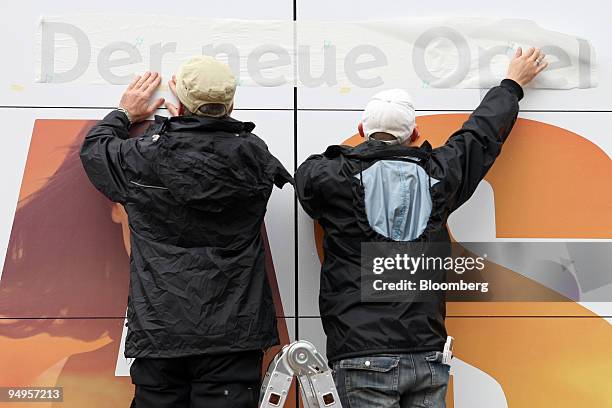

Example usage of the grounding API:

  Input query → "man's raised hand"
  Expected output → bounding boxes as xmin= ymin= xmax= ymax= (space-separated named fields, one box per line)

xmin=506 ymin=47 xmax=549 ymax=87
xmin=119 ymin=71 xmax=165 ymax=123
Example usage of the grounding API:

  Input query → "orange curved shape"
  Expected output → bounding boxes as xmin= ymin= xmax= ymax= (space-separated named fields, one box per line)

xmin=313 ymin=115 xmax=612 ymax=407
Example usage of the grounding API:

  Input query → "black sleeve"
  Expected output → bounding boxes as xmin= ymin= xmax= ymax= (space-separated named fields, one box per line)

xmin=295 ymin=154 xmax=326 ymax=219
xmin=249 ymin=133 xmax=294 ymax=189
xmin=79 ymin=110 xmax=135 ymax=204
xmin=432 ymin=79 xmax=523 ymax=212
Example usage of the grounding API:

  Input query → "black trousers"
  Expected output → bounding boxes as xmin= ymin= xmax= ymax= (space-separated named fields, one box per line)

xmin=129 ymin=350 xmax=263 ymax=408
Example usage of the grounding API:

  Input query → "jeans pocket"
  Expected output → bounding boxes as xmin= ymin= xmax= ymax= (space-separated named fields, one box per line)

xmin=424 ymin=352 xmax=450 ymax=386
xmin=339 ymin=356 xmax=400 ymax=408
xmin=422 ymin=352 xmax=450 ymax=407
xmin=130 ymin=358 xmax=166 ymax=387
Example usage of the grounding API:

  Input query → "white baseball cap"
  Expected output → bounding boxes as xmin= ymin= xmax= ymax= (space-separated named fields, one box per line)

xmin=361 ymin=89 xmax=416 ymax=145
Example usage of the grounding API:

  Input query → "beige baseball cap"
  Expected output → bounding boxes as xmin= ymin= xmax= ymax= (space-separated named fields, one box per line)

xmin=362 ymin=89 xmax=416 ymax=145
xmin=175 ymin=56 xmax=237 ymax=117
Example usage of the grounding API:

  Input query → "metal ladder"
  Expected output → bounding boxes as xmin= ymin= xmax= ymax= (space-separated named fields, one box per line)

xmin=259 ymin=340 xmax=341 ymax=408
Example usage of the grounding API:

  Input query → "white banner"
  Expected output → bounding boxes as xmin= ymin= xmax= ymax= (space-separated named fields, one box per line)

xmin=35 ymin=15 xmax=597 ymax=89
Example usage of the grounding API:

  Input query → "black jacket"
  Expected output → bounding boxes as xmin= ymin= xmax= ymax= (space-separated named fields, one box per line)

xmin=295 ymin=80 xmax=523 ymax=363
xmin=80 ymin=111 xmax=292 ymax=358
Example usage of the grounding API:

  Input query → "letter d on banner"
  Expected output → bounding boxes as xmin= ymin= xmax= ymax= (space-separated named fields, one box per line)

xmin=38 ymin=21 xmax=91 ymax=83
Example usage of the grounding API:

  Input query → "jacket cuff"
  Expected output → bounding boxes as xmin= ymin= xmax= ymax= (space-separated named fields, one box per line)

xmin=103 ymin=109 xmax=131 ymax=136
xmin=500 ymin=79 xmax=524 ymax=101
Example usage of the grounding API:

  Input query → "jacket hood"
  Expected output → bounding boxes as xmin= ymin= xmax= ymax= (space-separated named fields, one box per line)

xmin=150 ymin=115 xmax=292 ymax=212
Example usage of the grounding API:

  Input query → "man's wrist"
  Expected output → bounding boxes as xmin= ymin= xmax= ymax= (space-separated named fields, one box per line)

xmin=500 ymin=78 xmax=524 ymax=101
xmin=115 ymin=107 xmax=133 ymax=127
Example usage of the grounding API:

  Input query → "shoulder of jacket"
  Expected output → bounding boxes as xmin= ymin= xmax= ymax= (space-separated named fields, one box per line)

xmin=240 ymin=131 xmax=269 ymax=148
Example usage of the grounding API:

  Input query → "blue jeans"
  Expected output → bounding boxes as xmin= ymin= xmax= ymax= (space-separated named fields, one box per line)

xmin=332 ymin=352 xmax=450 ymax=408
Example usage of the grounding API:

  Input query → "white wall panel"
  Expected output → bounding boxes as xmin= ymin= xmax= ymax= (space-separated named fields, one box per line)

xmin=0 ymin=0 xmax=294 ymax=109
xmin=298 ymin=0 xmax=612 ymax=111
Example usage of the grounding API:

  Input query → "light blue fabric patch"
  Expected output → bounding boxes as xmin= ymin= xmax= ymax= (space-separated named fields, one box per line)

xmin=356 ymin=160 xmax=439 ymax=241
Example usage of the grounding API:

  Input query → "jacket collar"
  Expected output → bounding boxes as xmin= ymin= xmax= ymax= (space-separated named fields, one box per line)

xmin=324 ymin=139 xmax=432 ymax=161
xmin=154 ymin=115 xmax=256 ymax=134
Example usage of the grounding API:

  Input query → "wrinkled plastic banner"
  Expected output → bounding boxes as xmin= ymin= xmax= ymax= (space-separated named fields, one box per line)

xmin=35 ymin=15 xmax=597 ymax=89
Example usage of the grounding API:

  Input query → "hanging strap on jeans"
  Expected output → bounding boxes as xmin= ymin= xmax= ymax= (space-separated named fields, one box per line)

xmin=429 ymin=336 xmax=454 ymax=365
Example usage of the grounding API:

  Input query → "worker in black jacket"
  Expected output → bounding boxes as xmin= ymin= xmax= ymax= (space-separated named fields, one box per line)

xmin=80 ymin=56 xmax=292 ymax=408
xmin=295 ymin=47 xmax=548 ymax=407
